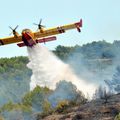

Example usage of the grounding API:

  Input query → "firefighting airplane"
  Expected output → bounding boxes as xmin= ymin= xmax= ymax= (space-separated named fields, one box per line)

xmin=0 ymin=19 xmax=82 ymax=47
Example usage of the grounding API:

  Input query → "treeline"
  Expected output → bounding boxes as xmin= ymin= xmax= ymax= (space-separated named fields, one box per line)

xmin=54 ymin=40 xmax=120 ymax=60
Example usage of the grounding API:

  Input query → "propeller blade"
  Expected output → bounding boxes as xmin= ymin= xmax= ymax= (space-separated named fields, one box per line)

xmin=37 ymin=28 xmax=39 ymax=31
xmin=39 ymin=19 xmax=42 ymax=25
xmin=41 ymin=25 xmax=45 ymax=28
xmin=15 ymin=25 xmax=19 ymax=30
xmin=33 ymin=19 xmax=45 ymax=31
xmin=33 ymin=23 xmax=38 ymax=25
xmin=9 ymin=25 xmax=19 ymax=35
xmin=9 ymin=32 xmax=13 ymax=36
xmin=9 ymin=26 xmax=13 ymax=30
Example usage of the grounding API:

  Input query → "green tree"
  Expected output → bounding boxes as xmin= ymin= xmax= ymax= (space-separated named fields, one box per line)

xmin=22 ymin=86 xmax=51 ymax=111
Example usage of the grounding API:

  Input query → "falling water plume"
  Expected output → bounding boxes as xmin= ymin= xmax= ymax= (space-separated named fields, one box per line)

xmin=27 ymin=44 xmax=97 ymax=97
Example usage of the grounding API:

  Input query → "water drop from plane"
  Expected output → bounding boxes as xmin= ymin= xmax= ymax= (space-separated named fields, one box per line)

xmin=27 ymin=44 xmax=97 ymax=97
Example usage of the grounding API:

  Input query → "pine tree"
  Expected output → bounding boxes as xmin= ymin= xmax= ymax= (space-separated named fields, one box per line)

xmin=105 ymin=66 xmax=120 ymax=93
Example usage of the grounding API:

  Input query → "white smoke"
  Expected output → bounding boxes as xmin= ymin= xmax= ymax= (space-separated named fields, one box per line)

xmin=27 ymin=44 xmax=97 ymax=97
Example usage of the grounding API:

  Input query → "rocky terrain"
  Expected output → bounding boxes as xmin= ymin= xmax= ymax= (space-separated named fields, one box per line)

xmin=36 ymin=93 xmax=120 ymax=120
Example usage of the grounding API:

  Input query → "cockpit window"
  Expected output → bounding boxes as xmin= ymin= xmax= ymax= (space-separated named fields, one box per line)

xmin=22 ymin=29 xmax=32 ymax=34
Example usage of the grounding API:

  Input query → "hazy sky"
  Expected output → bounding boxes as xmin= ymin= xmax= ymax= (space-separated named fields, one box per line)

xmin=0 ymin=0 xmax=120 ymax=57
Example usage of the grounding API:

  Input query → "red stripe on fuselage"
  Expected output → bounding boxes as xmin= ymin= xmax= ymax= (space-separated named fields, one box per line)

xmin=22 ymin=32 xmax=35 ymax=46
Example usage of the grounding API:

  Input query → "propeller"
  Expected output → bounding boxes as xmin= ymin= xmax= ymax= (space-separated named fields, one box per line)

xmin=9 ymin=25 xmax=19 ymax=36
xmin=33 ymin=19 xmax=45 ymax=30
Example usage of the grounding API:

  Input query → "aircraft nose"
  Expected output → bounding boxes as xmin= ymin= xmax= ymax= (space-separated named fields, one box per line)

xmin=22 ymin=33 xmax=25 ymax=37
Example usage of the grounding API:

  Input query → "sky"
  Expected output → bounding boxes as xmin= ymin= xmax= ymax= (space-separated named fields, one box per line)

xmin=0 ymin=0 xmax=120 ymax=57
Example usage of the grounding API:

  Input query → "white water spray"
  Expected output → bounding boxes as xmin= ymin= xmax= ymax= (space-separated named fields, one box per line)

xmin=27 ymin=44 xmax=97 ymax=97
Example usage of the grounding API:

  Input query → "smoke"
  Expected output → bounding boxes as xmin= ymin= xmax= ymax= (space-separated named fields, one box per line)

xmin=67 ymin=53 xmax=115 ymax=86
xmin=27 ymin=44 xmax=97 ymax=97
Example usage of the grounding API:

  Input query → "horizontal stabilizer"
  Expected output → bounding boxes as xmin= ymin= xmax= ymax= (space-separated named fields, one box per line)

xmin=36 ymin=36 xmax=57 ymax=43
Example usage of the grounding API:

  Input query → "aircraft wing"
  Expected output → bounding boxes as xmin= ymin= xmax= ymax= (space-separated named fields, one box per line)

xmin=17 ymin=36 xmax=57 ymax=47
xmin=0 ymin=36 xmax=22 ymax=46
xmin=34 ymin=19 xmax=82 ymax=39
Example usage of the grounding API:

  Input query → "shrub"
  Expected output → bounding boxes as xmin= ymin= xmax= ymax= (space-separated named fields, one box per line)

xmin=0 ymin=116 xmax=5 ymax=120
xmin=55 ymin=100 xmax=69 ymax=113
xmin=115 ymin=113 xmax=120 ymax=120
xmin=42 ymin=99 xmax=52 ymax=114
xmin=0 ymin=101 xmax=31 ymax=113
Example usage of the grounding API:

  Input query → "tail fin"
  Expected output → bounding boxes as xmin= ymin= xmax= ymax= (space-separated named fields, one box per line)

xmin=75 ymin=19 xmax=82 ymax=32
xmin=79 ymin=19 xmax=82 ymax=27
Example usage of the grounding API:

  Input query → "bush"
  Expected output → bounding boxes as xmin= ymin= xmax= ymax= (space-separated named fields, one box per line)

xmin=36 ymin=100 xmax=53 ymax=120
xmin=0 ymin=101 xmax=14 ymax=112
xmin=0 ymin=116 xmax=5 ymax=120
xmin=22 ymin=86 xmax=52 ymax=111
xmin=0 ymin=101 xmax=31 ymax=113
xmin=49 ymin=80 xmax=86 ymax=107
xmin=55 ymin=100 xmax=69 ymax=113
xmin=94 ymin=86 xmax=111 ymax=104
xmin=42 ymin=99 xmax=52 ymax=114
xmin=115 ymin=113 xmax=120 ymax=120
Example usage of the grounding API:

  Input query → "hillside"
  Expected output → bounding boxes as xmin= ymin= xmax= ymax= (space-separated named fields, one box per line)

xmin=37 ymin=93 xmax=120 ymax=120
xmin=0 ymin=40 xmax=120 ymax=119
xmin=0 ymin=56 xmax=31 ymax=106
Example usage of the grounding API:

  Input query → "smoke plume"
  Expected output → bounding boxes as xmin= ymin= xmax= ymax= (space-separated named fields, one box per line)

xmin=27 ymin=44 xmax=97 ymax=97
